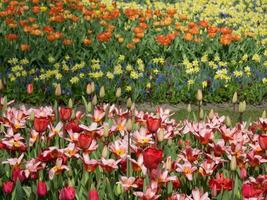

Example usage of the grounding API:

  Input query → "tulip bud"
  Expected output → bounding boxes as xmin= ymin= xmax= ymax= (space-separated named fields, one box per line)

xmin=196 ymin=89 xmax=203 ymax=101
xmin=55 ymin=84 xmax=62 ymax=96
xmin=230 ymin=156 xmax=237 ymax=171
xmin=116 ymin=87 xmax=121 ymax=98
xmin=91 ymin=82 xmax=95 ymax=93
xmin=115 ymin=184 xmax=122 ymax=195
xmin=130 ymin=103 xmax=135 ymax=111
xmin=126 ymin=119 xmax=133 ymax=132
xmin=92 ymin=95 xmax=97 ymax=106
xmin=99 ymin=86 xmax=105 ymax=98
xmin=232 ymin=92 xmax=238 ymax=104
xmin=238 ymin=101 xmax=246 ymax=113
xmin=102 ymin=145 xmax=108 ymax=158
xmin=126 ymin=98 xmax=132 ymax=109
xmin=103 ymin=123 xmax=109 ymax=137
xmin=29 ymin=111 xmax=35 ymax=121
xmin=167 ymin=139 xmax=172 ymax=146
xmin=187 ymin=104 xmax=192 ymax=113
xmin=157 ymin=128 xmax=164 ymax=142
xmin=226 ymin=116 xmax=232 ymax=127
xmin=27 ymin=83 xmax=33 ymax=94
xmin=0 ymin=79 xmax=4 ymax=91
xmin=86 ymin=83 xmax=92 ymax=95
xmin=240 ymin=167 xmax=247 ymax=180
xmin=86 ymin=102 xmax=92 ymax=113
xmin=208 ymin=109 xmax=215 ymax=120
xmin=165 ymin=156 xmax=172 ymax=171
xmin=68 ymin=99 xmax=73 ymax=108
xmin=199 ymin=108 xmax=204 ymax=120
xmin=262 ymin=110 xmax=266 ymax=118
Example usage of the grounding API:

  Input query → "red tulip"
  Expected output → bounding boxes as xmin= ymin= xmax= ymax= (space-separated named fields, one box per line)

xmin=37 ymin=181 xmax=47 ymax=197
xmin=143 ymin=147 xmax=163 ymax=169
xmin=59 ymin=107 xmax=72 ymax=121
xmin=78 ymin=134 xmax=93 ymax=149
xmin=88 ymin=189 xmax=99 ymax=200
xmin=2 ymin=180 xmax=14 ymax=194
xmin=12 ymin=166 xmax=26 ymax=182
xmin=146 ymin=116 xmax=161 ymax=133
xmin=59 ymin=186 xmax=76 ymax=200
xmin=209 ymin=174 xmax=233 ymax=192
xmin=259 ymin=134 xmax=267 ymax=150
xmin=65 ymin=120 xmax=83 ymax=133
xmin=27 ymin=83 xmax=33 ymax=94
xmin=34 ymin=117 xmax=49 ymax=133
xmin=242 ymin=183 xmax=262 ymax=198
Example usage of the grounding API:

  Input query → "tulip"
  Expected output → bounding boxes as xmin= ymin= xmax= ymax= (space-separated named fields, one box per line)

xmin=262 ymin=110 xmax=266 ymax=118
xmin=226 ymin=116 xmax=232 ymax=127
xmin=116 ymin=87 xmax=121 ymax=98
xmin=27 ymin=83 xmax=33 ymax=94
xmin=37 ymin=181 xmax=47 ymax=197
xmin=208 ymin=109 xmax=214 ymax=119
xmin=101 ymin=145 xmax=108 ymax=158
xmin=2 ymin=180 xmax=14 ymax=194
xmin=238 ymin=101 xmax=246 ymax=113
xmin=126 ymin=98 xmax=132 ymax=109
xmin=59 ymin=107 xmax=72 ymax=121
xmin=259 ymin=134 xmax=267 ymax=150
xmin=86 ymin=83 xmax=92 ymax=95
xmin=240 ymin=167 xmax=247 ymax=180
xmin=146 ymin=116 xmax=161 ymax=133
xmin=187 ymin=104 xmax=192 ymax=113
xmin=232 ymin=92 xmax=238 ymax=104
xmin=59 ymin=186 xmax=76 ymax=200
xmin=143 ymin=147 xmax=163 ymax=169
xmin=78 ymin=134 xmax=93 ymax=149
xmin=199 ymin=108 xmax=204 ymax=120
xmin=88 ymin=188 xmax=99 ymax=200
xmin=92 ymin=95 xmax=97 ymax=106
xmin=12 ymin=166 xmax=26 ymax=182
xmin=0 ymin=79 xmax=4 ymax=91
xmin=230 ymin=156 xmax=237 ymax=171
xmin=196 ymin=89 xmax=203 ymax=101
xmin=157 ymin=128 xmax=164 ymax=142
xmin=34 ymin=117 xmax=49 ymax=133
xmin=99 ymin=86 xmax=105 ymax=98
xmin=126 ymin=119 xmax=133 ymax=132
xmin=91 ymin=82 xmax=95 ymax=93
xmin=55 ymin=84 xmax=62 ymax=96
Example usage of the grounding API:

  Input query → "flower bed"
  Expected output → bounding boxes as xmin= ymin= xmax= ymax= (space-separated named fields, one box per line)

xmin=0 ymin=99 xmax=266 ymax=199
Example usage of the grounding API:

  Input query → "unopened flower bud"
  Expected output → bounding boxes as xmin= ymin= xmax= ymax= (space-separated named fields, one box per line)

xmin=187 ymin=104 xmax=192 ymax=113
xmin=167 ymin=139 xmax=172 ymax=146
xmin=127 ymin=98 xmax=132 ymax=109
xmin=226 ymin=116 xmax=232 ymax=127
xmin=126 ymin=119 xmax=133 ymax=132
xmin=86 ymin=102 xmax=92 ymax=113
xmin=208 ymin=109 xmax=215 ymax=120
xmin=230 ymin=156 xmax=237 ymax=171
xmin=262 ymin=110 xmax=266 ymax=118
xmin=232 ymin=92 xmax=238 ymax=104
xmin=0 ymin=79 xmax=4 ymax=91
xmin=115 ymin=184 xmax=122 ymax=195
xmin=55 ymin=84 xmax=61 ymax=96
xmin=199 ymin=108 xmax=204 ymax=120
xmin=91 ymin=82 xmax=95 ymax=93
xmin=116 ymin=87 xmax=121 ymax=98
xmin=165 ymin=156 xmax=172 ymax=171
xmin=238 ymin=101 xmax=246 ymax=113
xmin=99 ymin=86 xmax=105 ymax=98
xmin=92 ymin=95 xmax=97 ymax=106
xmin=196 ymin=89 xmax=203 ymax=101
xmin=30 ymin=111 xmax=35 ymax=121
xmin=68 ymin=99 xmax=73 ymax=108
xmin=103 ymin=123 xmax=109 ymax=137
xmin=86 ymin=83 xmax=92 ymax=95
xmin=157 ymin=128 xmax=164 ymax=142
xmin=102 ymin=145 xmax=108 ymax=158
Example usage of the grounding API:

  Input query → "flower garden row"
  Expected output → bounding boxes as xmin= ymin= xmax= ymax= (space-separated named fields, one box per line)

xmin=0 ymin=97 xmax=266 ymax=199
